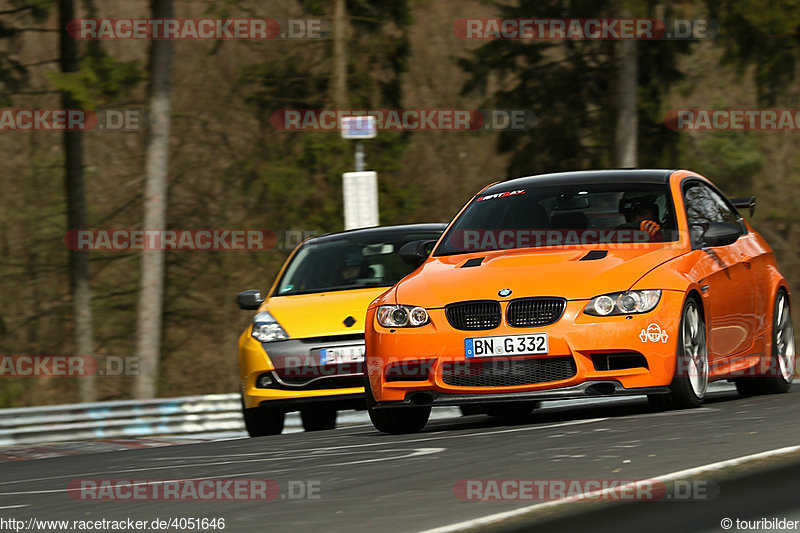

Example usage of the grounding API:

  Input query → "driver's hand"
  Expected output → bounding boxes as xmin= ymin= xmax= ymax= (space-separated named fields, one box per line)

xmin=640 ymin=220 xmax=661 ymax=236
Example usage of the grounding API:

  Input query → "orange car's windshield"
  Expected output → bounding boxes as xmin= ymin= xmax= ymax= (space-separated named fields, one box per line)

xmin=435 ymin=182 xmax=678 ymax=256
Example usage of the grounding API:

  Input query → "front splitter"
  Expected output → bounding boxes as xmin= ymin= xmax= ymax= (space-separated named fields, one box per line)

xmin=373 ymin=381 xmax=671 ymax=408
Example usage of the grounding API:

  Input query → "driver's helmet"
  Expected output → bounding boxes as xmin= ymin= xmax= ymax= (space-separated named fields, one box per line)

xmin=619 ymin=193 xmax=660 ymax=223
xmin=341 ymin=249 xmax=364 ymax=269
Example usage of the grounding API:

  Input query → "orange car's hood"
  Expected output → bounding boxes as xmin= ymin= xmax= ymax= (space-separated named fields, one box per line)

xmin=265 ymin=287 xmax=387 ymax=339
xmin=396 ymin=247 xmax=684 ymax=306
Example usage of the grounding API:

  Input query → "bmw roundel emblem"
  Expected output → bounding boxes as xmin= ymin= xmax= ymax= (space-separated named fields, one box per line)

xmin=498 ymin=288 xmax=512 ymax=297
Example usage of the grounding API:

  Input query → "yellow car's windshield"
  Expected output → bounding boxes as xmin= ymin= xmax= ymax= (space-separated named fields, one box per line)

xmin=274 ymin=231 xmax=441 ymax=296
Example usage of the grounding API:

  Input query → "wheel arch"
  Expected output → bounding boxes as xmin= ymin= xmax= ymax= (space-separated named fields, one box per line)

xmin=685 ymin=288 xmax=705 ymax=317
xmin=765 ymin=268 xmax=791 ymax=344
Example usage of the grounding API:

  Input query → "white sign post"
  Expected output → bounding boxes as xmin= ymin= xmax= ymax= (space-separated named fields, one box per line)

xmin=342 ymin=171 xmax=379 ymax=230
xmin=341 ymin=116 xmax=378 ymax=229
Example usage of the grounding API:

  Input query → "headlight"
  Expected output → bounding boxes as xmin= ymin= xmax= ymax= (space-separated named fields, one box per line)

xmin=251 ymin=311 xmax=289 ymax=342
xmin=584 ymin=290 xmax=661 ymax=316
xmin=377 ymin=305 xmax=429 ymax=327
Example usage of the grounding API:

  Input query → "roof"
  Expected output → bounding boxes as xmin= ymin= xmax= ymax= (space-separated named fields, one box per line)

xmin=484 ymin=169 xmax=676 ymax=195
xmin=308 ymin=223 xmax=447 ymax=244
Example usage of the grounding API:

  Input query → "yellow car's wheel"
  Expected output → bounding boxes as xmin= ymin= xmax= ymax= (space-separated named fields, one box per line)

xmin=301 ymin=410 xmax=337 ymax=431
xmin=241 ymin=396 xmax=284 ymax=437
xmin=458 ymin=405 xmax=484 ymax=416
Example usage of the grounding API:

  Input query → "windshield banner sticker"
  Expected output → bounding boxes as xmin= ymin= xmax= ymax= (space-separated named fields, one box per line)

xmin=476 ymin=190 xmax=526 ymax=202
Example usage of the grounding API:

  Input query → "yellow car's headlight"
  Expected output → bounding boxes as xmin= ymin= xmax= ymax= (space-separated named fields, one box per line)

xmin=251 ymin=311 xmax=289 ymax=342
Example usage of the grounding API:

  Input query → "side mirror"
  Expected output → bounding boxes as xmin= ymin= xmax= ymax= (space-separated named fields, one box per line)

xmin=699 ymin=222 xmax=741 ymax=247
xmin=731 ymin=196 xmax=756 ymax=217
xmin=237 ymin=289 xmax=264 ymax=310
xmin=399 ymin=240 xmax=436 ymax=267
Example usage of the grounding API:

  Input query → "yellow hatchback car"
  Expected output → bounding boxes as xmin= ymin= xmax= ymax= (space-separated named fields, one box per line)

xmin=237 ymin=223 xmax=446 ymax=436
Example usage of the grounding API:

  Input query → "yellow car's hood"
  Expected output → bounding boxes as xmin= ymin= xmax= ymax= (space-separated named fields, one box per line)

xmin=264 ymin=287 xmax=388 ymax=338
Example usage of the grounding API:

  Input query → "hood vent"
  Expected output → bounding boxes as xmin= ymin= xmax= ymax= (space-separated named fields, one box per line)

xmin=579 ymin=250 xmax=608 ymax=261
xmin=461 ymin=257 xmax=485 ymax=268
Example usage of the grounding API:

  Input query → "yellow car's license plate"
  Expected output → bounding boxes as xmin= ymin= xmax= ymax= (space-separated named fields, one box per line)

xmin=319 ymin=345 xmax=365 ymax=365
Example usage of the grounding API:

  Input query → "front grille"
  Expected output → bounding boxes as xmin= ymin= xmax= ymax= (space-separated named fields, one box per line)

xmin=298 ymin=333 xmax=364 ymax=344
xmin=275 ymin=373 xmax=364 ymax=390
xmin=445 ymin=300 xmax=501 ymax=330
xmin=441 ymin=357 xmax=576 ymax=387
xmin=507 ymin=298 xmax=566 ymax=327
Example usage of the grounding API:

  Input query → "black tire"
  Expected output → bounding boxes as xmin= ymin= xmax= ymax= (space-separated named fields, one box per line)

xmin=485 ymin=401 xmax=540 ymax=420
xmin=459 ymin=405 xmax=485 ymax=416
xmin=241 ymin=397 xmax=285 ymax=437
xmin=648 ymin=296 xmax=707 ymax=410
xmin=735 ymin=289 xmax=794 ymax=396
xmin=365 ymin=373 xmax=430 ymax=434
xmin=300 ymin=409 xmax=337 ymax=432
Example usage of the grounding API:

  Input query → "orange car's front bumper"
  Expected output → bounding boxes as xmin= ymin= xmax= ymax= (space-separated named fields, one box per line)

xmin=365 ymin=290 xmax=686 ymax=405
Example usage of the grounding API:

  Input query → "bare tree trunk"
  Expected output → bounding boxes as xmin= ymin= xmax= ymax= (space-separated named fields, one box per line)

xmin=134 ymin=0 xmax=173 ymax=399
xmin=614 ymin=37 xmax=638 ymax=168
xmin=330 ymin=0 xmax=348 ymax=108
xmin=59 ymin=0 xmax=95 ymax=402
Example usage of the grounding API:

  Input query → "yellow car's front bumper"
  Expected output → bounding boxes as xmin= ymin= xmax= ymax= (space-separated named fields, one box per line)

xmin=238 ymin=325 xmax=365 ymax=411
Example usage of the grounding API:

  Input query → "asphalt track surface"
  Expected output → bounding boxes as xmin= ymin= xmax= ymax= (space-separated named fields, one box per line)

xmin=0 ymin=385 xmax=798 ymax=533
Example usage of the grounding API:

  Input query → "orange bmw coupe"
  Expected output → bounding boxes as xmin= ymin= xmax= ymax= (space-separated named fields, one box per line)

xmin=364 ymin=170 xmax=796 ymax=433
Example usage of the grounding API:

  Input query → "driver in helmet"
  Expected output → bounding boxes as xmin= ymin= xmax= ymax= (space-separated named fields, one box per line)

xmin=631 ymin=203 xmax=662 ymax=237
xmin=618 ymin=197 xmax=663 ymax=240
xmin=339 ymin=250 xmax=366 ymax=284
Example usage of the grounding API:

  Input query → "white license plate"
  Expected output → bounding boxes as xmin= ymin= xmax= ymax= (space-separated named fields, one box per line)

xmin=319 ymin=345 xmax=365 ymax=364
xmin=465 ymin=334 xmax=548 ymax=358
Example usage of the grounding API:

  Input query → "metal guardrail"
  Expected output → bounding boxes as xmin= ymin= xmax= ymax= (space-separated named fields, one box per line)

xmin=0 ymin=393 xmax=245 ymax=446
xmin=0 ymin=383 xmax=737 ymax=446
